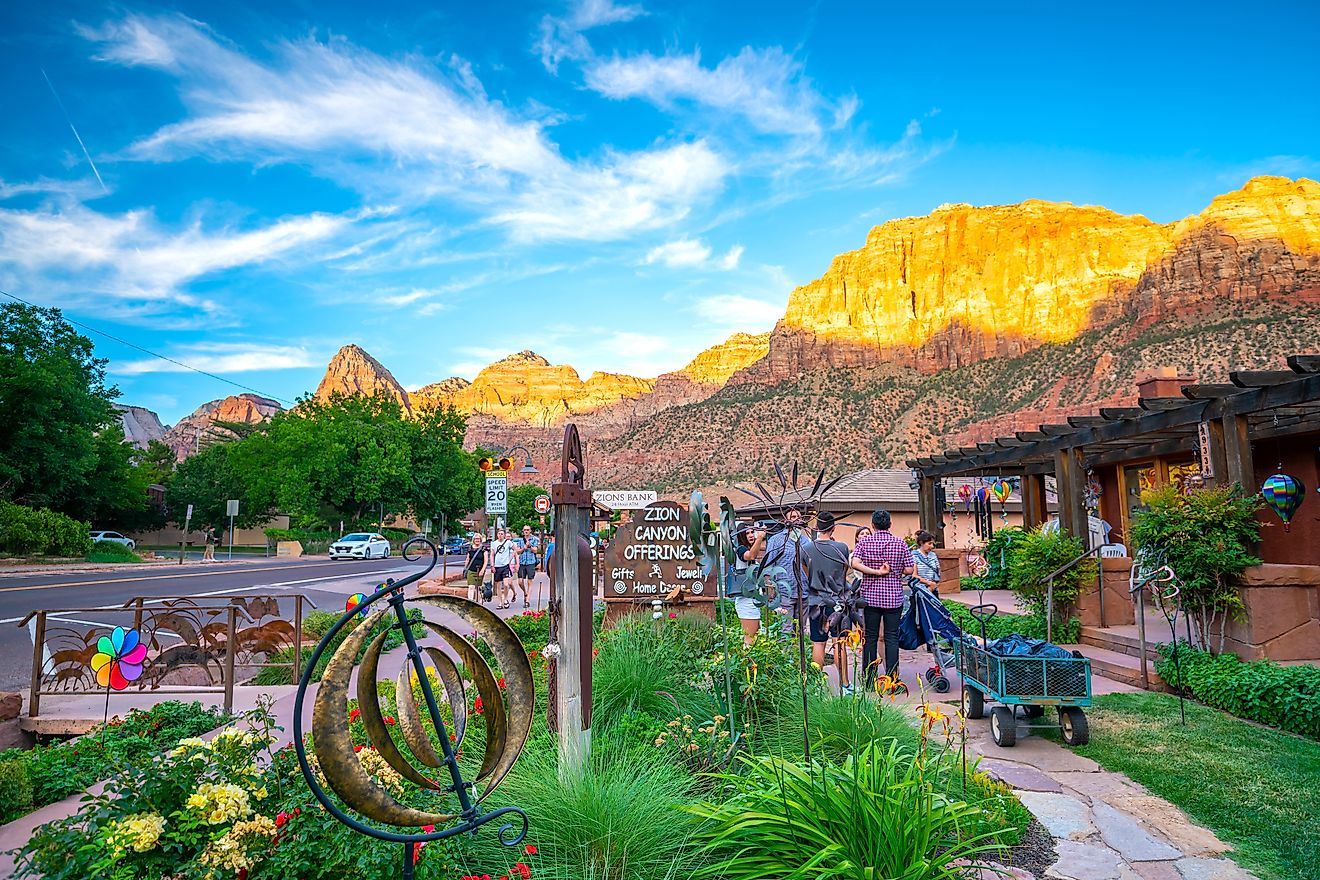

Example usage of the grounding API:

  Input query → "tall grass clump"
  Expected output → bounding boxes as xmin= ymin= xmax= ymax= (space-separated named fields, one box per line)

xmin=688 ymin=740 xmax=1002 ymax=880
xmin=760 ymin=692 xmax=918 ymax=763
xmin=458 ymin=749 xmax=705 ymax=880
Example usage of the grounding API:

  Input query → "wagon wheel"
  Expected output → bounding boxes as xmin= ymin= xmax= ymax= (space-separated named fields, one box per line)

xmin=990 ymin=706 xmax=1016 ymax=747
xmin=1059 ymin=707 xmax=1090 ymax=746
xmin=961 ymin=684 xmax=984 ymax=720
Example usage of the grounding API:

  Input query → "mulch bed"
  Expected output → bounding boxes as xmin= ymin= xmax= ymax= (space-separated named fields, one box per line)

xmin=1002 ymin=819 xmax=1058 ymax=878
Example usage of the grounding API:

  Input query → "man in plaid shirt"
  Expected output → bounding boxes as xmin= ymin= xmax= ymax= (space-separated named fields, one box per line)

xmin=850 ymin=509 xmax=914 ymax=685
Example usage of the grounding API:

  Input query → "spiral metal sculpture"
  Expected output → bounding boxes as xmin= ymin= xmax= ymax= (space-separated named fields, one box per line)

xmin=293 ymin=537 xmax=533 ymax=878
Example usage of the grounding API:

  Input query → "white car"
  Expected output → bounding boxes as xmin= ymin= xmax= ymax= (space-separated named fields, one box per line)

xmin=329 ymin=533 xmax=392 ymax=560
xmin=90 ymin=530 xmax=136 ymax=551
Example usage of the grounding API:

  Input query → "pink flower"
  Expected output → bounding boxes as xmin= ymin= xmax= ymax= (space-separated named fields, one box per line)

xmin=668 ymin=612 xmax=677 ymax=619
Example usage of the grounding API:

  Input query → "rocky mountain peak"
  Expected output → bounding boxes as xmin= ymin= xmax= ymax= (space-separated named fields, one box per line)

xmin=315 ymin=344 xmax=412 ymax=413
xmin=494 ymin=350 xmax=551 ymax=367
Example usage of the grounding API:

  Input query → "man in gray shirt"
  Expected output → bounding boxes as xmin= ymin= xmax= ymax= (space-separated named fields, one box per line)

xmin=807 ymin=511 xmax=854 ymax=694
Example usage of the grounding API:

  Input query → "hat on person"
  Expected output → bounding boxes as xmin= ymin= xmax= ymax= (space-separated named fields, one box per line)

xmin=815 ymin=511 xmax=837 ymax=531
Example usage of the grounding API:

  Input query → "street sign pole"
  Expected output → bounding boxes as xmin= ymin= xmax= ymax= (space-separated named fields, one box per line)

xmin=226 ymin=499 xmax=239 ymax=561
xmin=181 ymin=504 xmax=193 ymax=565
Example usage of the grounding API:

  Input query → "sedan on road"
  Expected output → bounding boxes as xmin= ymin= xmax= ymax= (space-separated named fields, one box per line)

xmin=329 ymin=533 xmax=392 ymax=560
xmin=90 ymin=530 xmax=136 ymax=551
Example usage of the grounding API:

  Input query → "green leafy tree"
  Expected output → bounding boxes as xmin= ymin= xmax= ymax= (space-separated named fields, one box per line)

xmin=137 ymin=440 xmax=176 ymax=486
xmin=165 ymin=442 xmax=274 ymax=531
xmin=503 ymin=483 xmax=548 ymax=533
xmin=0 ymin=303 xmax=117 ymax=509
xmin=1130 ymin=484 xmax=1261 ymax=653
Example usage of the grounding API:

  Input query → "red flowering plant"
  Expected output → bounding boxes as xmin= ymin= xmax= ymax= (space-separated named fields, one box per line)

xmin=455 ymin=841 xmax=539 ymax=880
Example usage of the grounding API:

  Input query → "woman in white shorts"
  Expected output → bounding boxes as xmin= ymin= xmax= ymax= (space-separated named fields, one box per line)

xmin=731 ymin=525 xmax=767 ymax=646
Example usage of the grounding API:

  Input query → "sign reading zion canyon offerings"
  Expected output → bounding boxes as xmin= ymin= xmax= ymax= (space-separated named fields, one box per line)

xmin=602 ymin=501 xmax=715 ymax=601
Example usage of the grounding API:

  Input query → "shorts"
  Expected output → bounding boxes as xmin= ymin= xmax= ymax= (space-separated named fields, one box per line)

xmin=466 ymin=571 xmax=484 ymax=587
xmin=809 ymin=612 xmax=843 ymax=643
xmin=518 ymin=562 xmax=537 ymax=579
xmin=494 ymin=564 xmax=512 ymax=582
xmin=734 ymin=596 xmax=761 ymax=620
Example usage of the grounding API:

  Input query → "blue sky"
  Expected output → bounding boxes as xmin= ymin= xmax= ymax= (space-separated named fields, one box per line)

xmin=2 ymin=0 xmax=1317 ymax=424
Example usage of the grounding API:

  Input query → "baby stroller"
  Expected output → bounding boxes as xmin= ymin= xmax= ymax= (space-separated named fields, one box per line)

xmin=899 ymin=582 xmax=972 ymax=693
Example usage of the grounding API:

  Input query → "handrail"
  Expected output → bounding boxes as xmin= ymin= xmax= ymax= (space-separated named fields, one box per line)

xmin=1043 ymin=543 xmax=1115 ymax=644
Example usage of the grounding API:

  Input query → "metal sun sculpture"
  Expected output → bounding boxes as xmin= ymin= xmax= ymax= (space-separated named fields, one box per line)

xmin=1261 ymin=473 xmax=1305 ymax=532
xmin=293 ymin=538 xmax=533 ymax=878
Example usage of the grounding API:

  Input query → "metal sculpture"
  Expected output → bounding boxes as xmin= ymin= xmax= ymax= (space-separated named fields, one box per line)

xmin=1129 ymin=551 xmax=1190 ymax=724
xmin=293 ymin=538 xmax=532 ymax=879
xmin=730 ymin=462 xmax=842 ymax=761
xmin=1261 ymin=472 xmax=1305 ymax=531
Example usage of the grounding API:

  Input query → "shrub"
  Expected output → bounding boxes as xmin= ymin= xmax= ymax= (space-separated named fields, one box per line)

xmin=975 ymin=526 xmax=1024 ymax=591
xmin=1131 ymin=485 xmax=1261 ymax=653
xmin=759 ymin=692 xmax=918 ymax=764
xmin=0 ymin=501 xmax=92 ymax=556
xmin=0 ymin=758 xmax=34 ymax=823
xmin=87 ymin=539 xmax=141 ymax=563
xmin=688 ymin=741 xmax=1003 ymax=880
xmin=946 ymin=601 xmax=1081 ymax=645
xmin=1156 ymin=643 xmax=1320 ymax=739
xmin=1007 ymin=528 xmax=1093 ymax=623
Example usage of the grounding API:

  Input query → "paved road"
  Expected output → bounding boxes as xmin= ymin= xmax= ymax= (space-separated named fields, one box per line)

xmin=0 ymin=554 xmax=469 ymax=694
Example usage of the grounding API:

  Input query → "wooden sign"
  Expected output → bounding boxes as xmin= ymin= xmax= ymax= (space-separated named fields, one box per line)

xmin=601 ymin=500 xmax=715 ymax=600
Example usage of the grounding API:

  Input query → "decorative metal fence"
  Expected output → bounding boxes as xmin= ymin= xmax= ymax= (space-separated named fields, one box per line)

xmin=19 ymin=594 xmax=316 ymax=717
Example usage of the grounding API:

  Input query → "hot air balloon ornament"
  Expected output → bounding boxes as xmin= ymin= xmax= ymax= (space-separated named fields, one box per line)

xmin=991 ymin=478 xmax=1013 ymax=522
xmin=294 ymin=538 xmax=533 ymax=880
xmin=1261 ymin=473 xmax=1305 ymax=532
xmin=958 ymin=483 xmax=973 ymax=514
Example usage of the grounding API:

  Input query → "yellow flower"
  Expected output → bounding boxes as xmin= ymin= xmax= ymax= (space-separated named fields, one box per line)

xmin=106 ymin=812 xmax=166 ymax=854
xmin=187 ymin=782 xmax=251 ymax=825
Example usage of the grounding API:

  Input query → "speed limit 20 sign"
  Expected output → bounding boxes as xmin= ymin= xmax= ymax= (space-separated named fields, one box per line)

xmin=485 ymin=476 xmax=507 ymax=514
xmin=533 ymin=494 xmax=551 ymax=514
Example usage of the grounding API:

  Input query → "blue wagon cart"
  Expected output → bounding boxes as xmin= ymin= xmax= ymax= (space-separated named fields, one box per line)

xmin=958 ymin=604 xmax=1093 ymax=747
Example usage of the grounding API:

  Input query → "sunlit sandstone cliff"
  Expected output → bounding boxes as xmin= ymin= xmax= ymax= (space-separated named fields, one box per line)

xmin=315 ymin=343 xmax=412 ymax=414
xmin=753 ymin=176 xmax=1320 ymax=377
xmin=162 ymin=394 xmax=283 ymax=461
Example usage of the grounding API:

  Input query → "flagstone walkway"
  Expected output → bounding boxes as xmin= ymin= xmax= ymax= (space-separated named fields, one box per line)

xmin=963 ymin=708 xmax=1257 ymax=880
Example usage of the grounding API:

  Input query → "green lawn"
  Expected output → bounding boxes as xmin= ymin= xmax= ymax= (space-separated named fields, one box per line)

xmin=1071 ymin=692 xmax=1320 ymax=880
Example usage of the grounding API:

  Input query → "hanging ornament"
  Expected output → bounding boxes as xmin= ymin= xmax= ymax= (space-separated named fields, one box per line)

xmin=974 ymin=485 xmax=992 ymax=506
xmin=1261 ymin=474 xmax=1305 ymax=532
xmin=958 ymin=483 xmax=973 ymax=514
xmin=991 ymin=480 xmax=1012 ymax=505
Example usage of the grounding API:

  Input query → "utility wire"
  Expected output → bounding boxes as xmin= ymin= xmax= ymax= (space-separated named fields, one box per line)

xmin=0 ymin=288 xmax=294 ymax=406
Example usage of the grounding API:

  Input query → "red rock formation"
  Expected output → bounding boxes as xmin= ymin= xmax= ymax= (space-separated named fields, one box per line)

xmin=163 ymin=394 xmax=283 ymax=460
xmin=315 ymin=344 xmax=412 ymax=414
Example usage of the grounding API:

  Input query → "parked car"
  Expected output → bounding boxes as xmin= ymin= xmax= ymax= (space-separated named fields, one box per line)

xmin=90 ymin=530 xmax=136 ymax=551
xmin=329 ymin=533 xmax=392 ymax=560
xmin=443 ymin=537 xmax=468 ymax=555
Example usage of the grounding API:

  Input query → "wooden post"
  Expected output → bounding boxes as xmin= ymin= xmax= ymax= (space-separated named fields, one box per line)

xmin=1055 ymin=447 xmax=1090 ymax=547
xmin=1021 ymin=473 xmax=1046 ymax=530
xmin=918 ymin=475 xmax=937 ymax=536
xmin=551 ymin=424 xmax=592 ymax=780
xmin=1199 ymin=420 xmax=1229 ymax=487
xmin=29 ymin=611 xmax=46 ymax=718
xmin=1221 ymin=414 xmax=1254 ymax=489
xmin=223 ymin=605 xmax=237 ymax=715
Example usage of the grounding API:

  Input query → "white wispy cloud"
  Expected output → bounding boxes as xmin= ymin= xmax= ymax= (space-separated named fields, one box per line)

xmin=585 ymin=47 xmax=850 ymax=138
xmin=111 ymin=342 xmax=318 ymax=375
xmin=692 ymin=293 xmax=786 ymax=332
xmin=0 ymin=200 xmax=350 ymax=315
xmin=80 ymin=14 xmax=722 ymax=243
xmin=644 ymin=237 xmax=742 ymax=270
xmin=536 ymin=0 xmax=645 ymax=72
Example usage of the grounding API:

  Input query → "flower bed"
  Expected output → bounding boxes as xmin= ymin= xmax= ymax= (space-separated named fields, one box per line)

xmin=0 ymin=700 xmax=229 ymax=824
xmin=14 ymin=613 xmax=1030 ymax=879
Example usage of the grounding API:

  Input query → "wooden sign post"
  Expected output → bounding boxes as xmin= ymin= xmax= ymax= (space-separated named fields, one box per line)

xmin=550 ymin=424 xmax=593 ymax=779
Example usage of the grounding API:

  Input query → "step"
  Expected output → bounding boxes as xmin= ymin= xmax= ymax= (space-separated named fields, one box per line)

xmin=1079 ymin=625 xmax=1163 ymax=660
xmin=1062 ymin=643 xmax=1169 ymax=691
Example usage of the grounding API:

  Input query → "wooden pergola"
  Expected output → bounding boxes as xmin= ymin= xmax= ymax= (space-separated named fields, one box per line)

xmin=906 ymin=355 xmax=1320 ymax=547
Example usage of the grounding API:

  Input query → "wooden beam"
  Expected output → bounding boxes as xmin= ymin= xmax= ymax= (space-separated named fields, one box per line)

xmin=1287 ymin=354 xmax=1320 ymax=374
xmin=1066 ymin=416 xmax=1110 ymax=428
xmin=1016 ymin=431 xmax=1048 ymax=442
xmin=996 ymin=437 xmax=1026 ymax=447
xmin=1039 ymin=424 xmax=1082 ymax=436
xmin=1230 ymin=370 xmax=1300 ymax=388
xmin=977 ymin=442 xmax=998 ymax=452
xmin=958 ymin=447 xmax=981 ymax=457
xmin=1181 ymin=384 xmax=1240 ymax=399
xmin=1085 ymin=437 xmax=1190 ymax=469
xmin=1222 ymin=413 xmax=1254 ymax=488
xmin=1138 ymin=397 xmax=1191 ymax=411
xmin=1099 ymin=407 xmax=1145 ymax=420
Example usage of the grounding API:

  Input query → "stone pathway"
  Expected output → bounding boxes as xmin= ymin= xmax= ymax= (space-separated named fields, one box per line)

xmin=965 ymin=718 xmax=1256 ymax=880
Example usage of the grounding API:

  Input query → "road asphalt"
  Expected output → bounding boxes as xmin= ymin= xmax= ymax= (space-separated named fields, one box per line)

xmin=0 ymin=553 xmax=468 ymax=695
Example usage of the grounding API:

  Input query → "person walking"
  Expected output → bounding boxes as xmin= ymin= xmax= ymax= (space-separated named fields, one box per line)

xmin=807 ymin=512 xmax=854 ymax=693
xmin=514 ymin=525 xmax=540 ymax=609
xmin=730 ymin=524 xmax=767 ymax=646
xmin=851 ymin=509 xmax=914 ymax=688
xmin=490 ymin=528 xmax=516 ymax=609
xmin=465 ymin=533 xmax=489 ymax=604
xmin=201 ymin=525 xmax=217 ymax=562
xmin=911 ymin=530 xmax=941 ymax=595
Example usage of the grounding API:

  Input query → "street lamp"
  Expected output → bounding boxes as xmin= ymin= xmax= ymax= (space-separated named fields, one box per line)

xmin=480 ymin=445 xmax=538 ymax=475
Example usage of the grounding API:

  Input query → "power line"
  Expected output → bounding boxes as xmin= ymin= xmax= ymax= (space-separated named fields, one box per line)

xmin=0 ymin=288 xmax=294 ymax=405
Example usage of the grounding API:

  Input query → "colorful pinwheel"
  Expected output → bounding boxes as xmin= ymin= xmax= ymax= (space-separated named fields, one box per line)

xmin=91 ymin=627 xmax=147 ymax=691
xmin=346 ymin=592 xmax=369 ymax=619
xmin=1262 ymin=473 xmax=1305 ymax=532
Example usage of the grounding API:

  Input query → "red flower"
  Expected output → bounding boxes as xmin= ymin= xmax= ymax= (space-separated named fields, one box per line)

xmin=514 ymin=862 xmax=532 ymax=879
xmin=353 ymin=744 xmax=364 ymax=753
xmin=668 ymin=612 xmax=677 ymax=619
xmin=293 ymin=807 xmax=301 ymax=816
xmin=497 ymin=677 xmax=506 ymax=689
xmin=473 ymin=696 xmax=485 ymax=715
xmin=348 ymin=707 xmax=360 ymax=722
xmin=524 ymin=844 xmax=538 ymax=855
xmin=422 ymin=824 xmax=435 ymax=833
xmin=384 ymin=715 xmax=397 ymax=725
xmin=275 ymin=812 xmax=290 ymax=828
